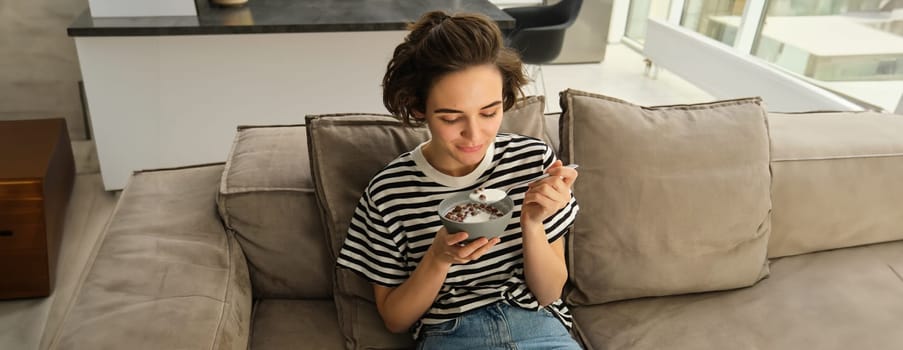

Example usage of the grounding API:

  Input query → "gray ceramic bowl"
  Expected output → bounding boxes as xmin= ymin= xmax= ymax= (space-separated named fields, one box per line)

xmin=437 ymin=191 xmax=515 ymax=241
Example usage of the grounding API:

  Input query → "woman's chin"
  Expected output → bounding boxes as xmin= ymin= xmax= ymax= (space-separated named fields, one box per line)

xmin=455 ymin=155 xmax=484 ymax=169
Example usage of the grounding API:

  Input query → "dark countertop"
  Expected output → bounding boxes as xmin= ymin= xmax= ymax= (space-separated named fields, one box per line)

xmin=68 ymin=0 xmax=513 ymax=37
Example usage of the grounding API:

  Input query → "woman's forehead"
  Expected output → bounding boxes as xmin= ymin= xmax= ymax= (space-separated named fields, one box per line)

xmin=427 ymin=65 xmax=503 ymax=110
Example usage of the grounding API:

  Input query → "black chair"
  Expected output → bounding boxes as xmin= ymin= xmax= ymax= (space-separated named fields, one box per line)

xmin=503 ymin=0 xmax=583 ymax=98
xmin=503 ymin=0 xmax=583 ymax=64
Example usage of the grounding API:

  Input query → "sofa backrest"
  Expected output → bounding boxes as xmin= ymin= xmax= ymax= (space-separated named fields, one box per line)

xmin=544 ymin=107 xmax=903 ymax=260
xmin=767 ymin=111 xmax=903 ymax=257
xmin=217 ymin=124 xmax=333 ymax=299
xmin=216 ymin=88 xmax=903 ymax=338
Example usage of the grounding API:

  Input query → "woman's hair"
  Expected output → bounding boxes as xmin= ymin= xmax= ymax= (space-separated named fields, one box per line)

xmin=383 ymin=11 xmax=528 ymax=126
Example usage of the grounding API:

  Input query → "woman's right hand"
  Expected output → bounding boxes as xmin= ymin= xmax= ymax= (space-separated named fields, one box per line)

xmin=374 ymin=227 xmax=499 ymax=333
xmin=428 ymin=227 xmax=500 ymax=266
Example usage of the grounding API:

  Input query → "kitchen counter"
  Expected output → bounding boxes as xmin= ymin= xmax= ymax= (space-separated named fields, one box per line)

xmin=68 ymin=0 xmax=513 ymax=37
xmin=68 ymin=0 xmax=515 ymax=190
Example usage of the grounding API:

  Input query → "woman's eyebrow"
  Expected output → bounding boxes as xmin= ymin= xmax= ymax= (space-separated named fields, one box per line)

xmin=481 ymin=101 xmax=503 ymax=109
xmin=433 ymin=108 xmax=463 ymax=114
xmin=433 ymin=101 xmax=502 ymax=114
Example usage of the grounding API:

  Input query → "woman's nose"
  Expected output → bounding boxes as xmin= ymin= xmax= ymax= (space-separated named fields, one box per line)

xmin=460 ymin=118 xmax=478 ymax=138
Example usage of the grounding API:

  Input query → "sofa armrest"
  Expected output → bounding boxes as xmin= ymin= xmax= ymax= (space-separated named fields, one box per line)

xmin=46 ymin=164 xmax=252 ymax=350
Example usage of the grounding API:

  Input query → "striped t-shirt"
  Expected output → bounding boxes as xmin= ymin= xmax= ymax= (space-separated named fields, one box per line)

xmin=336 ymin=133 xmax=580 ymax=338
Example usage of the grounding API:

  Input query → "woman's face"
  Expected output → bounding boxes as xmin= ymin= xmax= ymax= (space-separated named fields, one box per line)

xmin=417 ymin=64 xmax=504 ymax=177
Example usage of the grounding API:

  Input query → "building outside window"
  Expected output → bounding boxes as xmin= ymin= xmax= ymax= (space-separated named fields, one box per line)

xmin=624 ymin=0 xmax=903 ymax=111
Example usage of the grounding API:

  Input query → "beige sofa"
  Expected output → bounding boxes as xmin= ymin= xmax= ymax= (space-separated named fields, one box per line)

xmin=43 ymin=91 xmax=903 ymax=349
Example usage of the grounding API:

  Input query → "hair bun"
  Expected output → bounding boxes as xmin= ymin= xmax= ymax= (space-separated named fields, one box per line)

xmin=425 ymin=10 xmax=450 ymax=23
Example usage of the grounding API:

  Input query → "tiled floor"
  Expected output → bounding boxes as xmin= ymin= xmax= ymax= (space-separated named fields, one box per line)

xmin=0 ymin=43 xmax=712 ymax=350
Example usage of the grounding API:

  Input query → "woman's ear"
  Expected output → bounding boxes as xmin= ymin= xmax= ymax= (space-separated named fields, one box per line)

xmin=413 ymin=109 xmax=426 ymax=120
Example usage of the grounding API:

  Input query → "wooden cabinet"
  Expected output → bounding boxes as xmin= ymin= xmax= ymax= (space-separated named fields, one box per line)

xmin=0 ymin=119 xmax=75 ymax=299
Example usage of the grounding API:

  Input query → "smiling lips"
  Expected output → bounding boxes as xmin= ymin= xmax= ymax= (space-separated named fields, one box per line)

xmin=457 ymin=144 xmax=483 ymax=153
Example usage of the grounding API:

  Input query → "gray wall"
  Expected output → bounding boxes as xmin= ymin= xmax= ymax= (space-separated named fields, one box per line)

xmin=0 ymin=0 xmax=88 ymax=140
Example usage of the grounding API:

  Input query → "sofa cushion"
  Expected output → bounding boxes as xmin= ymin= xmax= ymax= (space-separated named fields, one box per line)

xmin=503 ymin=95 xmax=550 ymax=145
xmin=559 ymin=89 xmax=771 ymax=305
xmin=571 ymin=239 xmax=903 ymax=350
xmin=544 ymin=113 xmax=561 ymax=153
xmin=250 ymin=299 xmax=344 ymax=349
xmin=50 ymin=164 xmax=252 ymax=350
xmin=306 ymin=96 xmax=548 ymax=349
xmin=333 ymin=294 xmax=416 ymax=350
xmin=768 ymin=111 xmax=903 ymax=258
xmin=218 ymin=125 xmax=332 ymax=299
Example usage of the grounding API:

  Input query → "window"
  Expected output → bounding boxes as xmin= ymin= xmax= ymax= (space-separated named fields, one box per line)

xmin=681 ymin=0 xmax=748 ymax=46
xmin=752 ymin=0 xmax=903 ymax=81
xmin=625 ymin=0 xmax=672 ymax=43
xmin=623 ymin=0 xmax=903 ymax=111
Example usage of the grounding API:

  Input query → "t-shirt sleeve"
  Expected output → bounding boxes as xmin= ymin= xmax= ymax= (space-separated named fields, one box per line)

xmin=541 ymin=144 xmax=580 ymax=243
xmin=336 ymin=188 xmax=408 ymax=287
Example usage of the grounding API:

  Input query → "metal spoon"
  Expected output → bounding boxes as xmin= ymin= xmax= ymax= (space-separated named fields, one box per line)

xmin=470 ymin=164 xmax=579 ymax=204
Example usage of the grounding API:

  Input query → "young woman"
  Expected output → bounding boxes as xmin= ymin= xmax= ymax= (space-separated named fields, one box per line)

xmin=336 ymin=11 xmax=581 ymax=349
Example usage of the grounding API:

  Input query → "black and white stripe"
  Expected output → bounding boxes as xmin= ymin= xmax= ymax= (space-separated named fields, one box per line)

xmin=336 ymin=133 xmax=579 ymax=338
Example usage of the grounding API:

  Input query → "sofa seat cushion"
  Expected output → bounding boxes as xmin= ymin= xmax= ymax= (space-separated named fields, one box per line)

xmin=218 ymin=125 xmax=333 ymax=299
xmin=768 ymin=112 xmax=903 ymax=257
xmin=250 ymin=299 xmax=344 ymax=349
xmin=559 ymin=90 xmax=772 ymax=305
xmin=572 ymin=239 xmax=903 ymax=350
xmin=49 ymin=164 xmax=252 ymax=350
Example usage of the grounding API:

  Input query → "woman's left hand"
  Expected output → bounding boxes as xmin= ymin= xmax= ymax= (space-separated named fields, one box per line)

xmin=521 ymin=160 xmax=578 ymax=227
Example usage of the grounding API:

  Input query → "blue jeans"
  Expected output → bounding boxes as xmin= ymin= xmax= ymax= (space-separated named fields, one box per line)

xmin=417 ymin=302 xmax=583 ymax=350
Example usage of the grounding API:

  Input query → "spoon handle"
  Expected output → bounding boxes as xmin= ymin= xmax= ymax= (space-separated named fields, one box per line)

xmin=506 ymin=164 xmax=579 ymax=193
